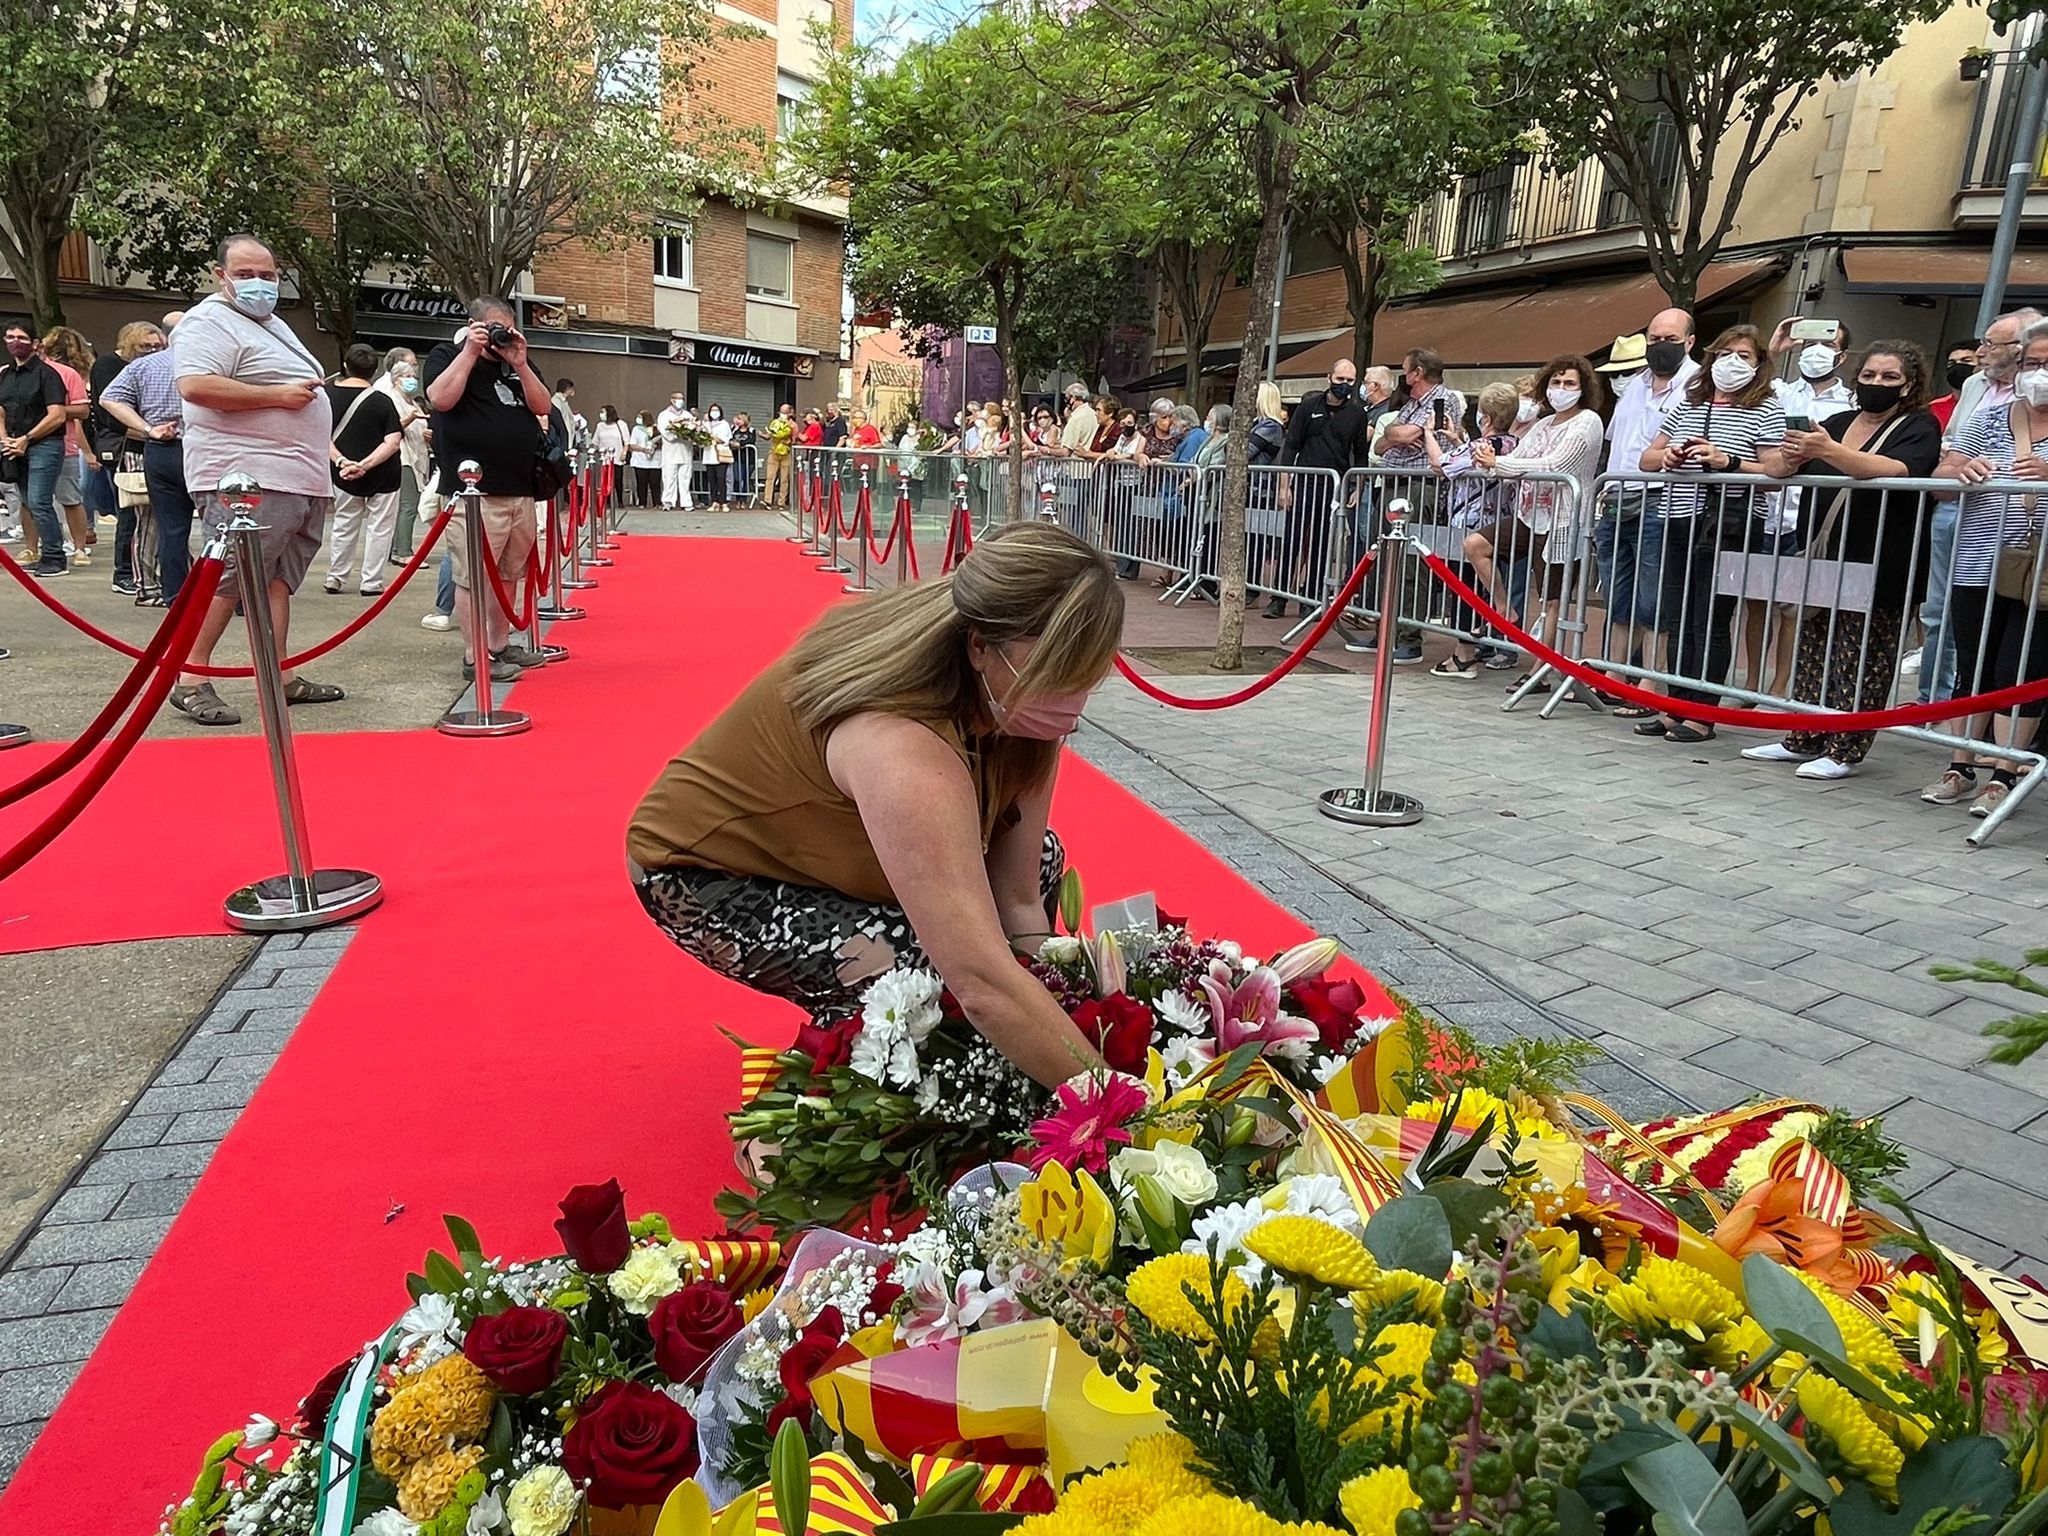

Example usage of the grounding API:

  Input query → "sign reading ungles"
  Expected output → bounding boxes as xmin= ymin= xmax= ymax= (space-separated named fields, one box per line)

xmin=673 ymin=338 xmax=815 ymax=377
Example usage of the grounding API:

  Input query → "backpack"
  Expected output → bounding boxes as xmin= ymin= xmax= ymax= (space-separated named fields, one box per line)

xmin=533 ymin=404 xmax=573 ymax=500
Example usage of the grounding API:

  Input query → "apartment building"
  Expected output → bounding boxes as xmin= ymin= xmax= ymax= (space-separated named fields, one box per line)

xmin=1127 ymin=5 xmax=2048 ymax=401
xmin=0 ymin=0 xmax=850 ymax=423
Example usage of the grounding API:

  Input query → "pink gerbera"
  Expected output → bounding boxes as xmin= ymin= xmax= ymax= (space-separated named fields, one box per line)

xmin=1025 ymin=1075 xmax=1151 ymax=1174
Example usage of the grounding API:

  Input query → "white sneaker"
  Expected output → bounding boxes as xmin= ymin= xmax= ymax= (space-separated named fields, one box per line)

xmin=1795 ymin=755 xmax=1855 ymax=780
xmin=419 ymin=612 xmax=455 ymax=632
xmin=1740 ymin=742 xmax=1806 ymax=763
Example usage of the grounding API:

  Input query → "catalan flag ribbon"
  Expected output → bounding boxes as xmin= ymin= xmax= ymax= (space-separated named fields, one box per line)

xmin=910 ymin=1450 xmax=1054 ymax=1513
xmin=737 ymin=1047 xmax=784 ymax=1108
xmin=1199 ymin=1057 xmax=1401 ymax=1218
xmin=673 ymin=1237 xmax=781 ymax=1295
xmin=651 ymin=1454 xmax=891 ymax=1536
xmin=1313 ymin=1024 xmax=1413 ymax=1120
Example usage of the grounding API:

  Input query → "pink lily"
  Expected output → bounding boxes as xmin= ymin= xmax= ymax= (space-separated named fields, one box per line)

xmin=1269 ymin=936 xmax=1341 ymax=986
xmin=1091 ymin=931 xmax=1127 ymax=1000
xmin=1199 ymin=960 xmax=1319 ymax=1054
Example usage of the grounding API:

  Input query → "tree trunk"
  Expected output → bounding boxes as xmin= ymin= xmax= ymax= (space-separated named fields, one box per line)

xmin=1212 ymin=130 xmax=1302 ymax=671
xmin=992 ymin=267 xmax=1025 ymax=523
xmin=0 ymin=207 xmax=69 ymax=333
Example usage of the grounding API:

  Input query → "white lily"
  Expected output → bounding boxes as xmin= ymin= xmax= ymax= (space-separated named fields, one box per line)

xmin=1092 ymin=930 xmax=1127 ymax=998
xmin=1268 ymin=936 xmax=1341 ymax=986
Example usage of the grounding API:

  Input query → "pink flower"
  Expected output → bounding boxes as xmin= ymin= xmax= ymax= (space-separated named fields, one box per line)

xmin=1026 ymin=1075 xmax=1151 ymax=1173
xmin=1200 ymin=961 xmax=1319 ymax=1055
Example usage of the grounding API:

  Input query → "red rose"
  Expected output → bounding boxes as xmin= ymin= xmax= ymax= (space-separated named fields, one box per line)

xmin=648 ymin=1282 xmax=742 ymax=1383
xmin=297 ymin=1357 xmax=355 ymax=1438
xmin=1288 ymin=975 xmax=1369 ymax=1052
xmin=774 ymin=1306 xmax=845 ymax=1422
xmin=463 ymin=1306 xmax=568 ymax=1397
xmin=1073 ymin=993 xmax=1154 ymax=1076
xmin=556 ymin=1179 xmax=632 ymax=1274
xmin=562 ymin=1380 xmax=700 ymax=1509
xmin=794 ymin=1014 xmax=861 ymax=1072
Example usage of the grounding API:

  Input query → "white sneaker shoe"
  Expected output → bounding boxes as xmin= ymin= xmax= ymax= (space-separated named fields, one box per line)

xmin=1795 ymin=755 xmax=1855 ymax=780
xmin=419 ymin=612 xmax=455 ymax=632
xmin=1740 ymin=742 xmax=1806 ymax=763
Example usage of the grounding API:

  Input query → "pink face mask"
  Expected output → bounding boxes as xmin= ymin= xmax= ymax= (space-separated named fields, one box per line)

xmin=985 ymin=650 xmax=1090 ymax=739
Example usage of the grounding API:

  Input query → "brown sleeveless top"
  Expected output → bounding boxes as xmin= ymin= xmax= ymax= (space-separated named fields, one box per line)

xmin=626 ymin=655 xmax=1017 ymax=905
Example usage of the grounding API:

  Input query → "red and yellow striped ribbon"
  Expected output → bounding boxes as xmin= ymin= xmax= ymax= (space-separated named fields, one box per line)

xmin=750 ymin=1452 xmax=892 ymax=1534
xmin=673 ymin=1237 xmax=781 ymax=1294
xmin=910 ymin=1450 xmax=1052 ymax=1513
xmin=737 ymin=1046 xmax=783 ymax=1107
xmin=1205 ymin=1058 xmax=1400 ymax=1216
xmin=1313 ymin=1025 xmax=1413 ymax=1120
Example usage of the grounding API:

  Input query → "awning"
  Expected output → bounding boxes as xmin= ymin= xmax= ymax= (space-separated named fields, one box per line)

xmin=1840 ymin=245 xmax=2048 ymax=297
xmin=1125 ymin=337 xmax=1326 ymax=394
xmin=1280 ymin=257 xmax=1781 ymax=375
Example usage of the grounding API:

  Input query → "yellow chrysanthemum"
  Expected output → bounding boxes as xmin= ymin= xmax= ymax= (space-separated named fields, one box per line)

xmin=1339 ymin=1466 xmax=1423 ymax=1536
xmin=1352 ymin=1269 xmax=1445 ymax=1321
xmin=1794 ymin=1271 xmax=1907 ymax=1379
xmin=1014 ymin=1505 xmax=1114 ymax=1536
xmin=1700 ymin=1315 xmax=1775 ymax=1374
xmin=1121 ymin=1433 xmax=1212 ymax=1500
xmin=1797 ymin=1375 xmax=1904 ymax=1495
xmin=1244 ymin=1217 xmax=1380 ymax=1290
xmin=1130 ymin=1493 xmax=1286 ymax=1536
xmin=1053 ymin=1466 xmax=1175 ymax=1532
xmin=1127 ymin=1254 xmax=1252 ymax=1341
xmin=1285 ymin=1524 xmax=1351 ymax=1536
xmin=1404 ymin=1089 xmax=1563 ymax=1142
xmin=1348 ymin=1322 xmax=1472 ymax=1441
xmin=1603 ymin=1255 xmax=1742 ymax=1344
xmin=396 ymin=1445 xmax=484 ymax=1521
xmin=740 ymin=1286 xmax=775 ymax=1325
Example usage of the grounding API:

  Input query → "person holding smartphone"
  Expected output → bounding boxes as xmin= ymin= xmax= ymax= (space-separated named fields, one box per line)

xmin=1635 ymin=324 xmax=1796 ymax=743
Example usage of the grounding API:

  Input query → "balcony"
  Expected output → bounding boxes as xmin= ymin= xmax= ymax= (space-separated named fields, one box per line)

xmin=1956 ymin=50 xmax=2048 ymax=227
xmin=1407 ymin=121 xmax=1684 ymax=278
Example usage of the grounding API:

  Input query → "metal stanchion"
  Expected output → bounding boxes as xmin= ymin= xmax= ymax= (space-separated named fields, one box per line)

xmin=948 ymin=473 xmax=971 ymax=568
xmin=438 ymin=461 xmax=532 ymax=738
xmin=561 ymin=454 xmax=596 ymax=592
xmin=584 ymin=464 xmax=613 ymax=568
xmin=844 ymin=466 xmax=871 ymax=594
xmin=816 ymin=458 xmax=851 ymax=575
xmin=894 ymin=468 xmax=914 ymax=586
xmin=1318 ymin=499 xmax=1423 ymax=827
xmin=0 ymin=723 xmax=30 ymax=751
xmin=597 ymin=465 xmax=622 ymax=546
xmin=1037 ymin=479 xmax=1058 ymax=522
xmin=536 ymin=492 xmax=585 ymax=623
xmin=217 ymin=475 xmax=384 ymax=930
xmin=787 ymin=453 xmax=813 ymax=546
xmin=523 ymin=542 xmax=568 ymax=664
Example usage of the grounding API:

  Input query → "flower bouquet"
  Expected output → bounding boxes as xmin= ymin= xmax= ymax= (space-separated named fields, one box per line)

xmin=662 ymin=419 xmax=715 ymax=449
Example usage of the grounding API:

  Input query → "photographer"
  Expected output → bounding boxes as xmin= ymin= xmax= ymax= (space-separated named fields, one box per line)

xmin=423 ymin=297 xmax=552 ymax=681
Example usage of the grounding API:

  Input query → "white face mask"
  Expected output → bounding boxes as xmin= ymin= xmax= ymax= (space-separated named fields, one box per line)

xmin=2020 ymin=369 xmax=2048 ymax=409
xmin=1799 ymin=344 xmax=1839 ymax=381
xmin=1546 ymin=385 xmax=1582 ymax=412
xmin=1515 ymin=398 xmax=1539 ymax=426
xmin=1711 ymin=354 xmax=1758 ymax=393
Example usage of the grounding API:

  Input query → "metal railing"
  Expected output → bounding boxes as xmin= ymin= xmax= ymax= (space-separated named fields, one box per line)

xmin=1406 ymin=124 xmax=1684 ymax=262
xmin=1961 ymin=49 xmax=2048 ymax=194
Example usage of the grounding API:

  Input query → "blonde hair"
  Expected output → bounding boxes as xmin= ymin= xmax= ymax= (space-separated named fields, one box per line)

xmin=786 ymin=523 xmax=1125 ymax=813
xmin=116 ymin=322 xmax=164 ymax=361
xmin=1475 ymin=382 xmax=1519 ymax=434
xmin=1256 ymin=381 xmax=1283 ymax=421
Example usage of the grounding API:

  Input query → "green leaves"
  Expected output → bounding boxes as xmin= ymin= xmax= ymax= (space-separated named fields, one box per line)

xmin=1619 ymin=1428 xmax=1747 ymax=1536
xmin=1829 ymin=1438 xmax=2018 ymax=1536
xmin=1363 ymin=1194 xmax=1454 ymax=1279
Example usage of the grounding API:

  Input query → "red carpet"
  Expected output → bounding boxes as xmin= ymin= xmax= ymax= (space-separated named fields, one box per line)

xmin=0 ymin=538 xmax=1391 ymax=1534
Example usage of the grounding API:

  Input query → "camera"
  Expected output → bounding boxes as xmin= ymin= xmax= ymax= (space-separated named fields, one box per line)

xmin=485 ymin=322 xmax=515 ymax=349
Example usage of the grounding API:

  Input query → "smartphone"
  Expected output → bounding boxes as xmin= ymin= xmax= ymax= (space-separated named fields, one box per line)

xmin=1432 ymin=398 xmax=1448 ymax=432
xmin=1789 ymin=318 xmax=1840 ymax=343
xmin=1785 ymin=411 xmax=1813 ymax=434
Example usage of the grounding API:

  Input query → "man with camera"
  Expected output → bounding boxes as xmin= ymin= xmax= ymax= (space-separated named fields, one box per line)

xmin=423 ymin=298 xmax=552 ymax=681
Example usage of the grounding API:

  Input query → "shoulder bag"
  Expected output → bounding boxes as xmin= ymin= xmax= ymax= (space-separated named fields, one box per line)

xmin=1993 ymin=403 xmax=2048 ymax=607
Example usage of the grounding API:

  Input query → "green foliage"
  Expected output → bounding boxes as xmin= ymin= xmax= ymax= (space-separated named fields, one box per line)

xmin=1830 ymin=1438 xmax=2019 ymax=1536
xmin=1930 ymin=950 xmax=2048 ymax=1067
xmin=1395 ymin=1001 xmax=1599 ymax=1105
xmin=1805 ymin=1111 xmax=1910 ymax=1202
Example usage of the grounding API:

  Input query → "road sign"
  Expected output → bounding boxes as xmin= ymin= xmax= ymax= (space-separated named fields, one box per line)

xmin=964 ymin=325 xmax=997 ymax=345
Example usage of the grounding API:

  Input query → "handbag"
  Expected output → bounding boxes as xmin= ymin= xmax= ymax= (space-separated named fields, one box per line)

xmin=1993 ymin=403 xmax=2047 ymax=606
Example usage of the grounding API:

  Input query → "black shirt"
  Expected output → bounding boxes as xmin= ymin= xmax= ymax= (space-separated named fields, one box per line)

xmin=88 ymin=353 xmax=130 ymax=452
xmin=423 ymin=341 xmax=540 ymax=497
xmin=822 ymin=413 xmax=848 ymax=447
xmin=1281 ymin=391 xmax=1373 ymax=474
xmin=323 ymin=382 xmax=403 ymax=496
xmin=1805 ymin=408 xmax=1943 ymax=610
xmin=0 ymin=358 xmax=64 ymax=440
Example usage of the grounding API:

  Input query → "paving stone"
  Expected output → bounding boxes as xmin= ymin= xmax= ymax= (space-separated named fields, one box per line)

xmin=1543 ymin=946 xmax=1714 ymax=1009
xmin=132 ymin=1079 xmax=258 ymax=1118
xmin=164 ymin=1108 xmax=246 ymax=1144
xmin=49 ymin=1260 xmax=147 ymax=1313
xmin=14 ymin=1216 xmax=175 ymax=1268
xmin=75 ymin=1143 xmax=215 ymax=1187
xmin=101 ymin=1114 xmax=170 ymax=1151
xmin=1439 ymin=943 xmax=1590 ymax=1005
xmin=1661 ymin=950 xmax=1838 ymax=1013
xmin=1911 ymin=1174 xmax=2048 ymax=1259
xmin=1647 ymin=915 xmax=1815 ymax=968
xmin=0 ymin=1362 xmax=82 ymax=1426
xmin=1554 ymin=986 xmax=1729 ymax=1058
xmin=37 ymin=1185 xmax=123 ymax=1225
xmin=1672 ymin=992 xmax=1861 ymax=1062
xmin=1803 ymin=994 xmax=1990 ymax=1068
xmin=0 ymin=1420 xmax=38 ymax=1483
xmin=151 ymin=1058 xmax=215 ymax=1088
xmin=0 ymin=1309 xmax=115 ymax=1371
xmin=0 ymin=1270 xmax=69 ymax=1322
xmin=111 ymin=1177 xmax=198 ymax=1221
xmin=1779 ymin=952 xmax=1965 ymax=1016
xmin=1874 ymin=1099 xmax=2048 ymax=1190
xmin=1687 ymin=1039 xmax=1906 ymax=1119
xmin=1827 ymin=1042 xmax=2045 ymax=1130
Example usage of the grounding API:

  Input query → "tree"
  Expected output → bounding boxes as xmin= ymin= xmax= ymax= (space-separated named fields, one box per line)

xmin=1143 ymin=143 xmax=1259 ymax=403
xmin=0 ymin=0 xmax=262 ymax=330
xmin=1517 ymin=0 xmax=1948 ymax=310
xmin=803 ymin=10 xmax=1149 ymax=518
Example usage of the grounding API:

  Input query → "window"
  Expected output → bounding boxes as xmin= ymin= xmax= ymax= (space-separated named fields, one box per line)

xmin=597 ymin=30 xmax=660 ymax=106
xmin=1453 ymin=162 xmax=1515 ymax=255
xmin=745 ymin=233 xmax=794 ymax=301
xmin=776 ymin=71 xmax=812 ymax=141
xmin=1599 ymin=111 xmax=1682 ymax=229
xmin=1285 ymin=226 xmax=1344 ymax=275
xmin=654 ymin=225 xmax=693 ymax=285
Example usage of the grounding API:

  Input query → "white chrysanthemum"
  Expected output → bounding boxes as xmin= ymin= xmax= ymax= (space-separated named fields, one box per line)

xmin=1312 ymin=1053 xmax=1351 ymax=1085
xmin=1265 ymin=1026 xmax=1315 ymax=1062
xmin=352 ymin=1511 xmax=421 ymax=1536
xmin=395 ymin=1295 xmax=458 ymax=1357
xmin=860 ymin=968 xmax=944 ymax=1039
xmin=1184 ymin=1197 xmax=1274 ymax=1285
xmin=849 ymin=1017 xmax=918 ymax=1088
xmin=1159 ymin=1033 xmax=1215 ymax=1089
xmin=914 ymin=1075 xmax=947 ymax=1114
xmin=607 ymin=1244 xmax=684 ymax=1315
xmin=1275 ymin=1174 xmax=1364 ymax=1233
xmin=1155 ymin=989 xmax=1210 ymax=1036
xmin=894 ymin=1224 xmax=956 ymax=1270
xmin=466 ymin=1490 xmax=504 ymax=1536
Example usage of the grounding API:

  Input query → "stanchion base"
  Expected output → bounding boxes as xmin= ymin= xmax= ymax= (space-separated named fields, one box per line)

xmin=0 ymin=724 xmax=28 ymax=751
xmin=534 ymin=642 xmax=570 ymax=663
xmin=1316 ymin=786 xmax=1425 ymax=827
xmin=560 ymin=576 xmax=598 ymax=590
xmin=816 ymin=560 xmax=850 ymax=574
xmin=437 ymin=708 xmax=532 ymax=737
xmin=598 ymin=536 xmax=620 ymax=549
xmin=586 ymin=553 xmax=614 ymax=567
xmin=224 ymin=869 xmax=384 ymax=933
xmin=537 ymin=603 xmax=586 ymax=621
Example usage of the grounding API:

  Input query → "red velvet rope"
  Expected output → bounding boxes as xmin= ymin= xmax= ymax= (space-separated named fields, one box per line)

xmin=1418 ymin=550 xmax=2048 ymax=731
xmin=1111 ymin=550 xmax=1379 ymax=711
xmin=481 ymin=538 xmax=540 ymax=629
xmin=0 ymin=512 xmax=449 ymax=678
xmin=942 ymin=505 xmax=974 ymax=572
xmin=827 ymin=479 xmax=846 ymax=540
xmin=0 ymin=557 xmax=221 ymax=883
xmin=0 ymin=558 xmax=211 ymax=810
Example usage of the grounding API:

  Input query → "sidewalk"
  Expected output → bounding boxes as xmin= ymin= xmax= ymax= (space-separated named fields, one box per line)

xmin=1100 ymin=590 xmax=2048 ymax=1277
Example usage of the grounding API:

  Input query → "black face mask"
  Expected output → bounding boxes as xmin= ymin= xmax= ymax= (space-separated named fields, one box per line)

xmin=1946 ymin=361 xmax=1975 ymax=390
xmin=1855 ymin=382 xmax=1904 ymax=416
xmin=1645 ymin=340 xmax=1689 ymax=377
xmin=1327 ymin=379 xmax=1355 ymax=402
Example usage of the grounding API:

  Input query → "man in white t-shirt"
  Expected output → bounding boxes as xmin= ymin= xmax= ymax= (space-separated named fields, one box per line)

xmin=168 ymin=233 xmax=342 ymax=727
xmin=655 ymin=390 xmax=696 ymax=509
xmin=1598 ymin=307 xmax=1698 ymax=665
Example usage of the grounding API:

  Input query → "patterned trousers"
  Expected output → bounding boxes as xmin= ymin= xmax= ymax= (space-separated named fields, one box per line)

xmin=1782 ymin=605 xmax=1904 ymax=765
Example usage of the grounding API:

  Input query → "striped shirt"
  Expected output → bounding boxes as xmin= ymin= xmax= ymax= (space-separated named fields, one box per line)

xmin=100 ymin=349 xmax=183 ymax=428
xmin=1653 ymin=397 xmax=1787 ymax=520
xmin=1950 ymin=405 xmax=2045 ymax=588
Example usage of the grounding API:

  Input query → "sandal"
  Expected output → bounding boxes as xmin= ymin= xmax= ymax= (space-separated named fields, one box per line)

xmin=282 ymin=677 xmax=346 ymax=705
xmin=1631 ymin=717 xmax=1670 ymax=736
xmin=1664 ymin=723 xmax=1715 ymax=745
xmin=1613 ymin=703 xmax=1659 ymax=719
xmin=170 ymin=682 xmax=241 ymax=727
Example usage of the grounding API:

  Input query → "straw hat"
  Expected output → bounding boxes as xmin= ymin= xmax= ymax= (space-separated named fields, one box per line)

xmin=1598 ymin=333 xmax=1648 ymax=372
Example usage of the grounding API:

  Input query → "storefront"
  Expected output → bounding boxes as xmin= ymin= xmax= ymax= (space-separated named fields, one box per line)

xmin=671 ymin=336 xmax=821 ymax=425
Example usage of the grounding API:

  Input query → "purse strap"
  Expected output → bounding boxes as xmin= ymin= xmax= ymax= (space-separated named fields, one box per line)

xmin=2011 ymin=403 xmax=2041 ymax=521
xmin=331 ymin=384 xmax=378 ymax=442
xmin=1812 ymin=410 xmax=1911 ymax=553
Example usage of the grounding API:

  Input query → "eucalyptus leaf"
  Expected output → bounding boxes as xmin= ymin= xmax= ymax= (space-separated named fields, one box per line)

xmin=1829 ymin=1437 xmax=2016 ymax=1536
xmin=1363 ymin=1195 xmax=1454 ymax=1279
xmin=1620 ymin=1431 xmax=1746 ymax=1536
xmin=1418 ymin=1180 xmax=1510 ymax=1251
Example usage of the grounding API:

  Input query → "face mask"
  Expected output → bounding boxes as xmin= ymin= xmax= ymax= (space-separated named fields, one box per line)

xmin=1711 ymin=353 xmax=1757 ymax=393
xmin=4 ymin=338 xmax=32 ymax=362
xmin=984 ymin=649 xmax=1089 ymax=739
xmin=670 ymin=399 xmax=685 ymax=410
xmin=1946 ymin=361 xmax=1975 ymax=390
xmin=229 ymin=277 xmax=279 ymax=319
xmin=1328 ymin=379 xmax=1354 ymax=401
xmin=1546 ymin=385 xmax=1582 ymax=412
xmin=2020 ymin=369 xmax=2048 ymax=409
xmin=399 ymin=375 xmax=419 ymax=394
xmin=1799 ymin=344 xmax=1839 ymax=381
xmin=709 ymin=409 xmax=721 ymax=419
xmin=1854 ymin=382 xmax=1903 ymax=415
xmin=1645 ymin=340 xmax=1688 ymax=377
xmin=1515 ymin=398 xmax=1539 ymax=427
